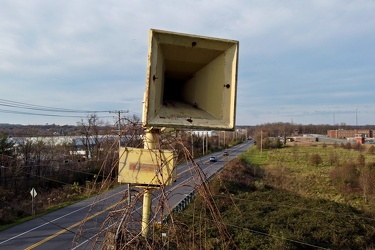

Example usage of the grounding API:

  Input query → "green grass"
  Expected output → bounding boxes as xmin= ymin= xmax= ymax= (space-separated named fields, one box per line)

xmin=239 ymin=146 xmax=268 ymax=166
xmin=239 ymin=144 xmax=375 ymax=210
xmin=170 ymin=147 xmax=375 ymax=249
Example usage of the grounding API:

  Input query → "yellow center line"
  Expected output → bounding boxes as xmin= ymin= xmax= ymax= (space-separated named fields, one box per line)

xmin=25 ymin=201 xmax=124 ymax=250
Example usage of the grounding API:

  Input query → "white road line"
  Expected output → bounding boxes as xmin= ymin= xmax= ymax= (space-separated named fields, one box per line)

xmin=0 ymin=189 xmax=123 ymax=245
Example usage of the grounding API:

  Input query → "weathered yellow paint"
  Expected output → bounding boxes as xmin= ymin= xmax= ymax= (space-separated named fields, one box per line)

xmin=118 ymin=147 xmax=176 ymax=186
xmin=141 ymin=189 xmax=152 ymax=237
xmin=143 ymin=29 xmax=239 ymax=130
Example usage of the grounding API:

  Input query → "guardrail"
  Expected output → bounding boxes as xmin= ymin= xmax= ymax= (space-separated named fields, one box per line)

xmin=161 ymin=161 xmax=227 ymax=225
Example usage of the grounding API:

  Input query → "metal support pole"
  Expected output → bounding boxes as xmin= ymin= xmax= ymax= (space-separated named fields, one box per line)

xmin=141 ymin=189 xmax=152 ymax=237
xmin=144 ymin=130 xmax=157 ymax=149
xmin=32 ymin=196 xmax=35 ymax=217
xmin=140 ymin=129 xmax=157 ymax=238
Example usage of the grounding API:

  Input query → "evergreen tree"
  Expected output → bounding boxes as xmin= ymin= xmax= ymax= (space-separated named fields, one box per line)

xmin=0 ymin=133 xmax=14 ymax=156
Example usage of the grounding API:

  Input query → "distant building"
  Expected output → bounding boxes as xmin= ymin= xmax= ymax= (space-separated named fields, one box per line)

xmin=189 ymin=130 xmax=215 ymax=137
xmin=327 ymin=129 xmax=372 ymax=139
xmin=365 ymin=138 xmax=375 ymax=144
xmin=355 ymin=136 xmax=365 ymax=145
xmin=289 ymin=136 xmax=317 ymax=143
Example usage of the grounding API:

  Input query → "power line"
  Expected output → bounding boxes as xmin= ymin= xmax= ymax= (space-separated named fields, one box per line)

xmin=227 ymin=221 xmax=330 ymax=250
xmin=0 ymin=109 xmax=94 ymax=118
xmin=0 ymin=98 xmax=110 ymax=113
xmin=0 ymin=98 xmax=141 ymax=120
xmin=179 ymin=212 xmax=330 ymax=249
xmin=0 ymin=108 xmax=115 ymax=120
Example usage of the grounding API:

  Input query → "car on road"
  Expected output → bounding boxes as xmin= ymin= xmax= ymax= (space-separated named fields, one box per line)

xmin=223 ymin=151 xmax=228 ymax=156
xmin=209 ymin=156 xmax=217 ymax=162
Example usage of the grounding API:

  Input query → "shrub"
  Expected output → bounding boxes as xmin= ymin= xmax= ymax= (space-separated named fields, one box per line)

xmin=359 ymin=162 xmax=375 ymax=202
xmin=357 ymin=154 xmax=365 ymax=168
xmin=328 ymin=151 xmax=340 ymax=166
xmin=310 ymin=153 xmax=323 ymax=166
xmin=213 ymin=159 xmax=256 ymax=194
xmin=352 ymin=142 xmax=364 ymax=152
xmin=368 ymin=145 xmax=375 ymax=154
xmin=330 ymin=162 xmax=359 ymax=193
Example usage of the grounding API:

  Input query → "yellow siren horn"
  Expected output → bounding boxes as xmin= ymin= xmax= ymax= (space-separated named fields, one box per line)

xmin=143 ymin=29 xmax=239 ymax=130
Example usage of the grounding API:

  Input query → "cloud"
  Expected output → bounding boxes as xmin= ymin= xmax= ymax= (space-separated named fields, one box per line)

xmin=1 ymin=0 xmax=375 ymax=126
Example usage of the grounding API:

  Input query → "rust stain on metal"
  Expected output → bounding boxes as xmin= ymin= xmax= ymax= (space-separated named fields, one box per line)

xmin=129 ymin=162 xmax=158 ymax=171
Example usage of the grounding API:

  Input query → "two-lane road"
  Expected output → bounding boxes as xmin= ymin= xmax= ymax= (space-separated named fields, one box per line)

xmin=0 ymin=140 xmax=253 ymax=249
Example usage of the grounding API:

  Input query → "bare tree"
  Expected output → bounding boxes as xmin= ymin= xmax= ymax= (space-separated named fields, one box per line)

xmin=359 ymin=163 xmax=375 ymax=203
xmin=78 ymin=114 xmax=104 ymax=159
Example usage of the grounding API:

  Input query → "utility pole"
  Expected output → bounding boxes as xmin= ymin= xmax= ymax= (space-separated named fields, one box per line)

xmin=191 ymin=130 xmax=194 ymax=158
xmin=223 ymin=131 xmax=226 ymax=148
xmin=356 ymin=109 xmax=358 ymax=127
xmin=206 ymin=131 xmax=208 ymax=153
xmin=109 ymin=110 xmax=129 ymax=204
xmin=109 ymin=110 xmax=129 ymax=147
xmin=218 ymin=131 xmax=220 ymax=148
xmin=202 ymin=132 xmax=205 ymax=155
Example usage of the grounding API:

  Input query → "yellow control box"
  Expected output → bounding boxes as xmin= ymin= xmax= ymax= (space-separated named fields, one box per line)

xmin=118 ymin=147 xmax=176 ymax=186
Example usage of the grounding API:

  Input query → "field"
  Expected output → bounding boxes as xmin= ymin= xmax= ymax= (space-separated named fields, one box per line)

xmin=259 ymin=142 xmax=375 ymax=210
xmin=167 ymin=142 xmax=375 ymax=249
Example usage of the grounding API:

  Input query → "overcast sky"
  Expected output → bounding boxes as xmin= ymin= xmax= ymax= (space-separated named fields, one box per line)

xmin=1 ymin=0 xmax=374 ymax=126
